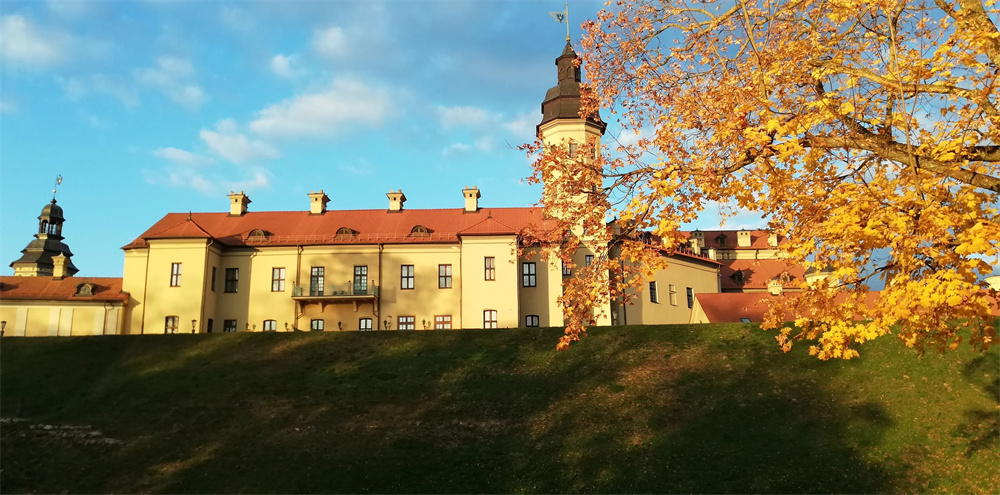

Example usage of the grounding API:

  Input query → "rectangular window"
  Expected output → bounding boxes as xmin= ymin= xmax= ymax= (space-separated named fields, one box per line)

xmin=525 ymin=315 xmax=540 ymax=327
xmin=568 ymin=142 xmax=578 ymax=158
xmin=170 ymin=263 xmax=182 ymax=287
xmin=522 ymin=262 xmax=537 ymax=287
xmin=401 ymin=265 xmax=414 ymax=289
xmin=585 ymin=255 xmax=594 ymax=267
xmin=438 ymin=264 xmax=452 ymax=288
xmin=310 ymin=319 xmax=324 ymax=331
xmin=310 ymin=266 xmax=325 ymax=295
xmin=263 ymin=320 xmax=277 ymax=332
xmin=224 ymin=268 xmax=239 ymax=293
xmin=359 ymin=318 xmax=372 ymax=331
xmin=223 ymin=319 xmax=237 ymax=333
xmin=398 ymin=316 xmax=415 ymax=330
xmin=649 ymin=281 xmax=658 ymax=303
xmin=271 ymin=268 xmax=285 ymax=292
xmin=211 ymin=267 xmax=217 ymax=292
xmin=434 ymin=315 xmax=452 ymax=329
xmin=484 ymin=256 xmax=495 ymax=281
xmin=562 ymin=261 xmax=571 ymax=276
xmin=165 ymin=315 xmax=179 ymax=334
xmin=354 ymin=266 xmax=368 ymax=294
xmin=669 ymin=284 xmax=678 ymax=305
xmin=687 ymin=287 xmax=694 ymax=309
xmin=484 ymin=310 xmax=498 ymax=329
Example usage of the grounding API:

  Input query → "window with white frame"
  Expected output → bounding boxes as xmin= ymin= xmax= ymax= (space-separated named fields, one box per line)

xmin=649 ymin=281 xmax=658 ymax=303
xmin=525 ymin=315 xmax=540 ymax=327
xmin=398 ymin=316 xmax=415 ymax=330
xmin=263 ymin=320 xmax=277 ymax=332
xmin=485 ymin=256 xmax=495 ymax=281
xmin=484 ymin=310 xmax=498 ymax=328
xmin=669 ymin=284 xmax=678 ymax=305
xmin=310 ymin=266 xmax=325 ymax=296
xmin=687 ymin=287 xmax=694 ymax=308
xmin=434 ymin=315 xmax=452 ymax=329
xmin=224 ymin=268 xmax=239 ymax=293
xmin=359 ymin=318 xmax=372 ymax=331
xmin=585 ymin=255 xmax=594 ymax=267
xmin=310 ymin=319 xmax=324 ymax=331
xmin=522 ymin=262 xmax=536 ymax=287
xmin=271 ymin=268 xmax=285 ymax=292
xmin=170 ymin=263 xmax=182 ymax=287
xmin=401 ymin=265 xmax=414 ymax=289
xmin=223 ymin=319 xmax=237 ymax=333
xmin=165 ymin=315 xmax=179 ymax=334
xmin=438 ymin=264 xmax=452 ymax=288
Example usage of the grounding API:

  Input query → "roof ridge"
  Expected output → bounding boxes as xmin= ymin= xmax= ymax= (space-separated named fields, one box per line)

xmin=145 ymin=215 xmax=213 ymax=239
xmin=458 ymin=214 xmax=519 ymax=234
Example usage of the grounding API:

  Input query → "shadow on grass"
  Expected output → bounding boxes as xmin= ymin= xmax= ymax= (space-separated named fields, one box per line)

xmin=955 ymin=354 xmax=1000 ymax=458
xmin=0 ymin=326 xmax=912 ymax=493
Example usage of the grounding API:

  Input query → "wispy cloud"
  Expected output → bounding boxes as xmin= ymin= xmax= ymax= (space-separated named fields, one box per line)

xmin=200 ymin=119 xmax=280 ymax=164
xmin=1 ymin=15 xmax=71 ymax=68
xmin=219 ymin=6 xmax=255 ymax=33
xmin=249 ymin=77 xmax=393 ymax=138
xmin=57 ymin=73 xmax=140 ymax=108
xmin=312 ymin=26 xmax=348 ymax=60
xmin=154 ymin=147 xmax=215 ymax=166
xmin=134 ymin=56 xmax=206 ymax=111
xmin=144 ymin=166 xmax=270 ymax=196
xmin=437 ymin=105 xmax=498 ymax=129
xmin=270 ymin=53 xmax=303 ymax=79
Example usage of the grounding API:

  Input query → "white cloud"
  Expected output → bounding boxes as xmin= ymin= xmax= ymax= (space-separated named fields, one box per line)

xmin=437 ymin=105 xmax=498 ymax=129
xmin=153 ymin=147 xmax=215 ymax=166
xmin=443 ymin=143 xmax=471 ymax=157
xmin=134 ymin=56 xmax=206 ymax=111
xmin=312 ymin=26 xmax=348 ymax=60
xmin=474 ymin=136 xmax=494 ymax=152
xmin=47 ymin=1 xmax=92 ymax=17
xmin=503 ymin=112 xmax=537 ymax=139
xmin=200 ymin=119 xmax=280 ymax=164
xmin=270 ymin=54 xmax=303 ymax=79
xmin=1 ymin=15 xmax=70 ymax=68
xmin=219 ymin=6 xmax=255 ymax=33
xmin=57 ymin=74 xmax=140 ymax=108
xmin=249 ymin=77 xmax=392 ymax=138
xmin=0 ymin=99 xmax=17 ymax=114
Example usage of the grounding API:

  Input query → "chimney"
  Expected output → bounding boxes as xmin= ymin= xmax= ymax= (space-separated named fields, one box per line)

xmin=307 ymin=190 xmax=330 ymax=215
xmin=737 ymin=229 xmax=752 ymax=247
xmin=706 ymin=248 xmax=717 ymax=260
xmin=767 ymin=233 xmax=779 ymax=247
xmin=768 ymin=279 xmax=784 ymax=296
xmin=387 ymin=190 xmax=406 ymax=212
xmin=462 ymin=186 xmax=481 ymax=213
xmin=228 ymin=191 xmax=251 ymax=216
xmin=691 ymin=230 xmax=705 ymax=248
xmin=52 ymin=253 xmax=67 ymax=280
xmin=691 ymin=241 xmax=702 ymax=256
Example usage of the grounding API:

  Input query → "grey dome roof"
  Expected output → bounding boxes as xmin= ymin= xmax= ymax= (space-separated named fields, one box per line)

xmin=40 ymin=199 xmax=64 ymax=222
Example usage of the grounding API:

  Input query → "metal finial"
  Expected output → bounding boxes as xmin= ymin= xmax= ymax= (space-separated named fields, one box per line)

xmin=52 ymin=175 xmax=63 ymax=200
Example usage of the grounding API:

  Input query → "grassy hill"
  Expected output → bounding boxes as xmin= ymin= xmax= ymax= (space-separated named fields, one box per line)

xmin=1 ymin=324 xmax=997 ymax=494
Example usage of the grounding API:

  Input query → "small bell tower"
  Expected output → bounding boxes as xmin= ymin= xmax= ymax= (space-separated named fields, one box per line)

xmin=10 ymin=177 xmax=79 ymax=277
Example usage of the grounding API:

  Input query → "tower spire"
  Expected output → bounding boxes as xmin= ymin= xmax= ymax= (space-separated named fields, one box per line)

xmin=52 ymin=175 xmax=62 ymax=201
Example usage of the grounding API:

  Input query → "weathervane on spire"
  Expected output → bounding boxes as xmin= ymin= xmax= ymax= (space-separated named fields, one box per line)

xmin=52 ymin=175 xmax=63 ymax=201
xmin=549 ymin=3 xmax=570 ymax=41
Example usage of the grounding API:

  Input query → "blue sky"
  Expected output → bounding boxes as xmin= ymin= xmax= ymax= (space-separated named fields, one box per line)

xmin=1 ymin=0 xmax=763 ymax=278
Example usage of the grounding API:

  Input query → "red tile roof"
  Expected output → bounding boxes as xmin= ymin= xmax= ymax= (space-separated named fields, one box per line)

xmin=0 ymin=276 xmax=129 ymax=302
xmin=681 ymin=230 xmax=786 ymax=250
xmin=694 ymin=291 xmax=884 ymax=323
xmin=720 ymin=259 xmax=806 ymax=290
xmin=124 ymin=207 xmax=553 ymax=249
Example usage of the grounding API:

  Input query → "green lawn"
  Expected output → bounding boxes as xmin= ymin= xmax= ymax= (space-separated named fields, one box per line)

xmin=1 ymin=324 xmax=997 ymax=494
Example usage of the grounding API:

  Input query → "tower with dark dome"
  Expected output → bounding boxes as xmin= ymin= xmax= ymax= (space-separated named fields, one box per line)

xmin=11 ymin=197 xmax=79 ymax=278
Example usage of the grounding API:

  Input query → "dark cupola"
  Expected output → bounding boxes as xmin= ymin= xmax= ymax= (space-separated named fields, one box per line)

xmin=10 ymin=198 xmax=79 ymax=278
xmin=538 ymin=42 xmax=606 ymax=133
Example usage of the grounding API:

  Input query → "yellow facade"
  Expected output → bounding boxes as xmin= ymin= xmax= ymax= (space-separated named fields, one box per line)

xmin=0 ymin=301 xmax=125 ymax=337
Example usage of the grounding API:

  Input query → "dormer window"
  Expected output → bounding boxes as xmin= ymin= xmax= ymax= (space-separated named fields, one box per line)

xmin=409 ymin=225 xmax=430 ymax=237
xmin=336 ymin=227 xmax=355 ymax=238
xmin=732 ymin=270 xmax=744 ymax=285
xmin=248 ymin=229 xmax=267 ymax=238
xmin=75 ymin=283 xmax=94 ymax=297
xmin=716 ymin=234 xmax=727 ymax=247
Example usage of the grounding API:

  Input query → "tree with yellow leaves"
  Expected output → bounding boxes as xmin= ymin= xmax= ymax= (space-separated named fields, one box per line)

xmin=535 ymin=0 xmax=999 ymax=358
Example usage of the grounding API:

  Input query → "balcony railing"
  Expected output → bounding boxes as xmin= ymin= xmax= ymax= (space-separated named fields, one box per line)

xmin=292 ymin=284 xmax=379 ymax=299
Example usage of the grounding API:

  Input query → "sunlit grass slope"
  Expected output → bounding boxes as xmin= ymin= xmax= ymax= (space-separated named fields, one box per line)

xmin=1 ymin=324 xmax=997 ymax=494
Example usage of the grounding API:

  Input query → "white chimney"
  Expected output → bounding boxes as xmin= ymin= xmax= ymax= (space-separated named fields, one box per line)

xmin=228 ymin=191 xmax=251 ymax=216
xmin=768 ymin=233 xmax=779 ymax=247
xmin=308 ymin=190 xmax=331 ymax=215
xmin=387 ymin=190 xmax=406 ymax=212
xmin=462 ymin=186 xmax=480 ymax=212
xmin=768 ymin=279 xmax=784 ymax=296
xmin=52 ymin=253 xmax=67 ymax=280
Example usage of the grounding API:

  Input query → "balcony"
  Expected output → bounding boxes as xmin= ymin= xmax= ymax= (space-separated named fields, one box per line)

xmin=292 ymin=284 xmax=379 ymax=312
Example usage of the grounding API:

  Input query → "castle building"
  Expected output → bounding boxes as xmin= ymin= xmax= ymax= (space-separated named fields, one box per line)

xmin=2 ymin=42 xmax=803 ymax=336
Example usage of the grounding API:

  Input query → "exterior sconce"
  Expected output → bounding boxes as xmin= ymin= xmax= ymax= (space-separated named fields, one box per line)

xmin=1 ymin=320 xmax=6 ymax=337
xmin=191 ymin=319 xmax=197 ymax=334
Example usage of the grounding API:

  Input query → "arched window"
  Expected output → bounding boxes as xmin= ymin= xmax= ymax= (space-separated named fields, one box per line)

xmin=248 ymin=228 xmax=267 ymax=238
xmin=409 ymin=225 xmax=430 ymax=237
xmin=732 ymin=270 xmax=745 ymax=285
xmin=336 ymin=227 xmax=355 ymax=238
